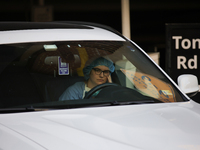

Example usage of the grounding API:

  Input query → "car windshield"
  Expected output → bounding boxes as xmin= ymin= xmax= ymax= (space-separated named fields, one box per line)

xmin=0 ymin=40 xmax=186 ymax=109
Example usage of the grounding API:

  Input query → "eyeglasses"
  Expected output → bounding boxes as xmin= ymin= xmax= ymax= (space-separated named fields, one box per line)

xmin=92 ymin=68 xmax=111 ymax=77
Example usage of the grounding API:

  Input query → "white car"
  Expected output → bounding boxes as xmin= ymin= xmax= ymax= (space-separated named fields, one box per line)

xmin=0 ymin=22 xmax=200 ymax=150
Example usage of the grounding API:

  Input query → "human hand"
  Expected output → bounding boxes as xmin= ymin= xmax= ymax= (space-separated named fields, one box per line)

xmin=107 ymin=75 xmax=112 ymax=83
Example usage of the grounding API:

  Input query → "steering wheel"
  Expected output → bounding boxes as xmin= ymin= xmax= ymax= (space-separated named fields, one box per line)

xmin=84 ymin=83 xmax=119 ymax=99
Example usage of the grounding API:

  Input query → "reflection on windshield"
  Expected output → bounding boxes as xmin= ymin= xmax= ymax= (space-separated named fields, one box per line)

xmin=0 ymin=41 xmax=185 ymax=109
xmin=121 ymin=69 xmax=176 ymax=102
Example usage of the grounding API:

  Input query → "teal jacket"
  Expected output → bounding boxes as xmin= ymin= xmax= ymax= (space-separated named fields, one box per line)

xmin=59 ymin=82 xmax=85 ymax=101
xmin=59 ymin=82 xmax=100 ymax=101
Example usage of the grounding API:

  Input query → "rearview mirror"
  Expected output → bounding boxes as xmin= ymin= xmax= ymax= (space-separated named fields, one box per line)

xmin=177 ymin=74 xmax=199 ymax=97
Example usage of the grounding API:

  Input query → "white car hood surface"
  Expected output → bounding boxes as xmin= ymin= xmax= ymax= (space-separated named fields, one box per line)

xmin=0 ymin=101 xmax=200 ymax=150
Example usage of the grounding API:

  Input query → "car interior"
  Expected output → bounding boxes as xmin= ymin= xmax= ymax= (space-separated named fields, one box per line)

xmin=0 ymin=40 xmax=184 ymax=108
xmin=0 ymin=41 xmax=132 ymax=108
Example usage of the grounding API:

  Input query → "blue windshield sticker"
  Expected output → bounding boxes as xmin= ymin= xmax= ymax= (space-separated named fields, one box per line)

xmin=58 ymin=56 xmax=69 ymax=75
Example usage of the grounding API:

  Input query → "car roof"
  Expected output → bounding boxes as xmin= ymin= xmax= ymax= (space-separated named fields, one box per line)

xmin=0 ymin=22 xmax=125 ymax=44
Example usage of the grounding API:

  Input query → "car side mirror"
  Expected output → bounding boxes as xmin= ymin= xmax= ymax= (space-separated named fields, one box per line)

xmin=177 ymin=74 xmax=199 ymax=97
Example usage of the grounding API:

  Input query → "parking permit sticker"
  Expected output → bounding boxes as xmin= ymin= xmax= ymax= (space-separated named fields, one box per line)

xmin=120 ymin=69 xmax=176 ymax=102
xmin=58 ymin=56 xmax=69 ymax=75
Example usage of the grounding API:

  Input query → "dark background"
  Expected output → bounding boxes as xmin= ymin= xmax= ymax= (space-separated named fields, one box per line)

xmin=1 ymin=0 xmax=200 ymax=70
xmin=166 ymin=24 xmax=200 ymax=103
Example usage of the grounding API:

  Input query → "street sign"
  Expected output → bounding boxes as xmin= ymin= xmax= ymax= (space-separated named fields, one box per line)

xmin=166 ymin=24 xmax=200 ymax=102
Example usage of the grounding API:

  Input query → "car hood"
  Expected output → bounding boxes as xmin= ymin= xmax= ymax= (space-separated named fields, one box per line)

xmin=0 ymin=101 xmax=200 ymax=150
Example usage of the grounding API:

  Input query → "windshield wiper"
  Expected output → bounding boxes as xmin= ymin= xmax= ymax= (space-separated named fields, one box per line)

xmin=112 ymin=100 xmax=155 ymax=105
xmin=0 ymin=108 xmax=34 ymax=114
xmin=0 ymin=100 xmax=160 ymax=111
xmin=0 ymin=106 xmax=48 ymax=113
xmin=81 ymin=99 xmax=157 ymax=108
